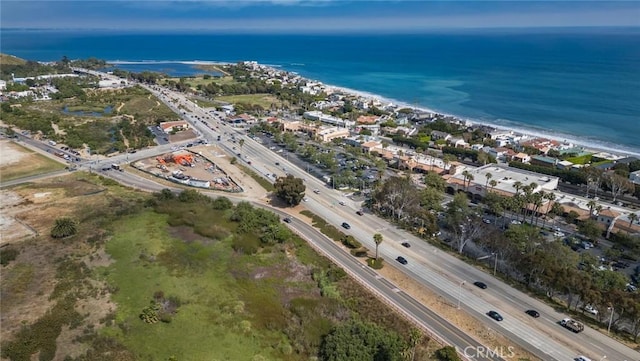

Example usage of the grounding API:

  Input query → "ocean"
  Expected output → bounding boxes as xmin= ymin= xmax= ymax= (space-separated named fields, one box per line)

xmin=2 ymin=28 xmax=639 ymax=153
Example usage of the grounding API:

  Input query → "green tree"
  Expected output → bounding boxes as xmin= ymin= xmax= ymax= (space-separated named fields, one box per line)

xmin=435 ymin=346 xmax=461 ymax=361
xmin=274 ymin=174 xmax=306 ymax=206
xmin=423 ymin=171 xmax=445 ymax=192
xmin=319 ymin=320 xmax=407 ymax=361
xmin=578 ymin=219 xmax=602 ymax=241
xmin=238 ymin=138 xmax=245 ymax=154
xmin=51 ymin=217 xmax=78 ymax=238
xmin=629 ymin=213 xmax=639 ymax=229
xmin=373 ymin=233 xmax=383 ymax=260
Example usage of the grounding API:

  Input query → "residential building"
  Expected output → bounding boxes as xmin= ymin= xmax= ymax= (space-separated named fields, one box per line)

xmin=431 ymin=130 xmax=452 ymax=141
xmin=597 ymin=208 xmax=620 ymax=226
xmin=630 ymin=170 xmax=640 ymax=185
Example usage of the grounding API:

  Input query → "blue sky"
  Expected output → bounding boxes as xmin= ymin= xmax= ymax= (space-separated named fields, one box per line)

xmin=1 ymin=1 xmax=639 ymax=32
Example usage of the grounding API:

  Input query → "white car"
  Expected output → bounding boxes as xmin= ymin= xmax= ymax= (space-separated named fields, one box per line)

xmin=554 ymin=231 xmax=565 ymax=237
xmin=584 ymin=305 xmax=598 ymax=315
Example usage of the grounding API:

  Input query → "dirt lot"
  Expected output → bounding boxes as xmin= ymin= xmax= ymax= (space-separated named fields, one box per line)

xmin=0 ymin=140 xmax=65 ymax=182
xmin=0 ymin=175 xmax=117 ymax=348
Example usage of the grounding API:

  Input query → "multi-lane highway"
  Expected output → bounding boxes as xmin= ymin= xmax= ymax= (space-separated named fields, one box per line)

xmin=45 ymin=71 xmax=640 ymax=360
xmin=140 ymin=82 xmax=638 ymax=361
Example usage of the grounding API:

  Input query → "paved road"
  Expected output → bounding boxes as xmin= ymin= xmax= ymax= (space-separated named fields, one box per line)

xmin=58 ymin=70 xmax=640 ymax=361
xmin=144 ymin=82 xmax=638 ymax=361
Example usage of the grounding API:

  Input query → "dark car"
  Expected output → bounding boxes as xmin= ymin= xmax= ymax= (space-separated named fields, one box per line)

xmin=474 ymin=281 xmax=488 ymax=289
xmin=525 ymin=309 xmax=540 ymax=318
xmin=275 ymin=162 xmax=280 ymax=166
xmin=356 ymin=210 xmax=364 ymax=216
xmin=401 ymin=242 xmax=411 ymax=248
xmin=396 ymin=256 xmax=408 ymax=265
xmin=341 ymin=222 xmax=351 ymax=229
xmin=487 ymin=311 xmax=503 ymax=321
xmin=283 ymin=217 xmax=292 ymax=223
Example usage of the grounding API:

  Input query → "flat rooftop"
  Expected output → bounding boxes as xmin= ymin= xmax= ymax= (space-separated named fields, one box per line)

xmin=452 ymin=164 xmax=559 ymax=194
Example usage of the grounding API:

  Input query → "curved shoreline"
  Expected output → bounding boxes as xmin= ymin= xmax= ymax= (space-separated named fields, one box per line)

xmin=107 ymin=59 xmax=640 ymax=157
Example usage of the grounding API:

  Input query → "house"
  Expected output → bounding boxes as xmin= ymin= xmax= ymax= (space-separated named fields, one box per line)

xmin=160 ymin=120 xmax=189 ymax=134
xmin=556 ymin=160 xmax=574 ymax=170
xmin=221 ymin=104 xmax=235 ymax=114
xmin=512 ymin=153 xmax=531 ymax=163
xmin=361 ymin=141 xmax=382 ymax=153
xmin=447 ymin=137 xmax=468 ymax=148
xmin=630 ymin=170 xmax=640 ymax=185
xmin=530 ymin=155 xmax=557 ymax=168
xmin=431 ymin=130 xmax=452 ymax=141
xmin=597 ymin=208 xmax=620 ymax=226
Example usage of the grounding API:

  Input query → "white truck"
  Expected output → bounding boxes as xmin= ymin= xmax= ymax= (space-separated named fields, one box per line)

xmin=560 ymin=318 xmax=584 ymax=333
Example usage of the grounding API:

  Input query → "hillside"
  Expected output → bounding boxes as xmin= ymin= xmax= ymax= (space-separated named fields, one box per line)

xmin=0 ymin=53 xmax=27 ymax=66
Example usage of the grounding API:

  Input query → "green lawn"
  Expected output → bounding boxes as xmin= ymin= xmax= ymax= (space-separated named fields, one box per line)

xmin=565 ymin=154 xmax=593 ymax=165
xmin=216 ymin=94 xmax=281 ymax=109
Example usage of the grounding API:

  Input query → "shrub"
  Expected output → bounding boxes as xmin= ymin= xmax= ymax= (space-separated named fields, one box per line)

xmin=367 ymin=257 xmax=384 ymax=269
xmin=435 ymin=346 xmax=461 ymax=361
xmin=0 ymin=247 xmax=19 ymax=266
xmin=231 ymin=235 xmax=260 ymax=255
xmin=350 ymin=248 xmax=369 ymax=258
xmin=341 ymin=235 xmax=362 ymax=249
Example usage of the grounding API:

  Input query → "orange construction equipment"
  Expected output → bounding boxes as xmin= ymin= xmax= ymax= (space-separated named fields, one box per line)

xmin=172 ymin=153 xmax=194 ymax=166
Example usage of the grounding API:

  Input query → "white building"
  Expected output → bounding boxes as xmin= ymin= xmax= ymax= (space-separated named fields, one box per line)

xmin=0 ymin=80 xmax=6 ymax=90
xmin=447 ymin=164 xmax=559 ymax=201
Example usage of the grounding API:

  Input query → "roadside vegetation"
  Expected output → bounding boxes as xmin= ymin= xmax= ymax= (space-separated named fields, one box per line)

xmin=1 ymin=176 xmax=440 ymax=360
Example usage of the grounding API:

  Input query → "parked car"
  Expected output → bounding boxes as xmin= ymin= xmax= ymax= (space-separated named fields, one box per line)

xmin=487 ymin=311 xmax=503 ymax=321
xmin=584 ymin=304 xmax=598 ymax=315
xmin=396 ymin=256 xmax=408 ymax=265
xmin=473 ymin=281 xmax=488 ymax=289
xmin=341 ymin=222 xmax=351 ymax=229
xmin=401 ymin=242 xmax=411 ymax=248
xmin=525 ymin=309 xmax=540 ymax=318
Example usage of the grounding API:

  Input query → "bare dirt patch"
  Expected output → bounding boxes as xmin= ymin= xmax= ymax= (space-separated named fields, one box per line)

xmin=0 ymin=140 xmax=30 ymax=167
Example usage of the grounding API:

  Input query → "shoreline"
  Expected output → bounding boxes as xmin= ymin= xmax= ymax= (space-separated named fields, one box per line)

xmin=107 ymin=59 xmax=640 ymax=158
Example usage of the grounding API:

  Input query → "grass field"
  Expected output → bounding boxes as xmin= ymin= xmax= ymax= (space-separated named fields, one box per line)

xmin=102 ymin=211 xmax=273 ymax=360
xmin=161 ymin=75 xmax=237 ymax=90
xmin=216 ymin=93 xmax=282 ymax=109
xmin=0 ymin=141 xmax=65 ymax=182
xmin=0 ymin=53 xmax=26 ymax=65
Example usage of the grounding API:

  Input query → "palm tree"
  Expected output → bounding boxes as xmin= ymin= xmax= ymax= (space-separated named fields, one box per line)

xmin=485 ymin=172 xmax=493 ymax=190
xmin=629 ymin=213 xmax=639 ymax=229
xmin=587 ymin=200 xmax=597 ymax=217
xmin=513 ymin=181 xmax=523 ymax=197
xmin=461 ymin=170 xmax=474 ymax=191
xmin=489 ymin=179 xmax=498 ymax=193
xmin=542 ymin=192 xmax=556 ymax=229
xmin=373 ymin=233 xmax=383 ymax=260
xmin=51 ymin=217 xmax=78 ymax=238
xmin=238 ymin=138 xmax=245 ymax=154
xmin=428 ymin=150 xmax=438 ymax=171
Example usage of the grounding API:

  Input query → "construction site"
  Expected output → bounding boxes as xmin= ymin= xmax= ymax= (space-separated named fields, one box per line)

xmin=132 ymin=148 xmax=242 ymax=192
